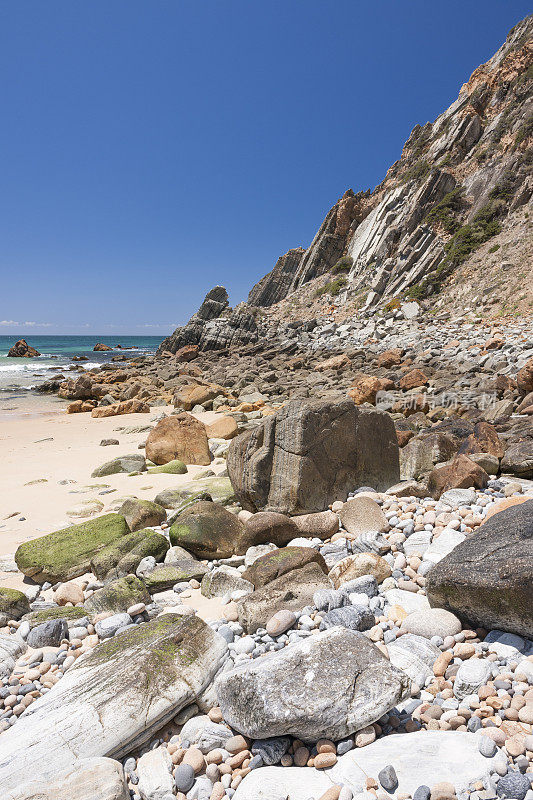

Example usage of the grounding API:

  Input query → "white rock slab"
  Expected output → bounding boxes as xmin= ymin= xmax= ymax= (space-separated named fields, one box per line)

xmin=384 ymin=589 xmax=430 ymax=614
xmin=423 ymin=529 xmax=465 ymax=564
xmin=6 ymin=756 xmax=129 ymax=800
xmin=0 ymin=632 xmax=26 ymax=679
xmin=387 ymin=634 xmax=440 ymax=687
xmin=137 ymin=747 xmax=174 ymax=800
xmin=327 ymin=731 xmax=498 ymax=794
xmin=0 ymin=614 xmax=228 ymax=793
xmin=232 ymin=765 xmax=332 ymax=799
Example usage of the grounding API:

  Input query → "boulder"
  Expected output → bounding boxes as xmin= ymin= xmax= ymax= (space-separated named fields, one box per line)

xmin=7 ymin=338 xmax=40 ymax=357
xmin=174 ymin=344 xmax=199 ymax=362
xmin=339 ymin=496 xmax=388 ymax=536
xmin=399 ymin=369 xmax=428 ymax=390
xmin=173 ymin=383 xmax=222 ymax=411
xmin=517 ymin=357 xmax=533 ymax=396
xmin=426 ymin=500 xmax=533 ymax=638
xmin=84 ymin=574 xmax=151 ymax=614
xmin=0 ymin=615 xmax=228 ymax=792
xmin=148 ymin=459 xmax=188 ymax=474
xmin=232 ymin=767 xmax=331 ymax=800
xmin=169 ymin=501 xmax=251 ymax=559
xmin=227 ymin=398 xmax=399 ymax=514
xmin=91 ymin=454 xmax=146 ymax=477
xmin=143 ymin=562 xmax=208 ymax=592
xmin=427 ymin=454 xmax=489 ymax=499
xmin=400 ymin=434 xmax=457 ymax=481
xmin=347 ymin=375 xmax=381 ymax=405
xmin=205 ymin=416 xmax=239 ymax=440
xmin=458 ymin=422 xmax=504 ymax=459
xmin=291 ymin=510 xmax=339 ymax=539
xmin=243 ymin=512 xmax=298 ymax=546
xmin=329 ymin=553 xmax=392 ymax=587
xmin=145 ymin=413 xmax=211 ymax=466
xmin=91 ymin=400 xmax=150 ymax=418
xmin=201 ymin=566 xmax=254 ymax=598
xmin=400 ymin=608 xmax=462 ymax=639
xmin=236 ymin=561 xmax=330 ymax=633
xmin=119 ymin=498 xmax=166 ymax=531
xmin=0 ymin=632 xmax=26 ymax=679
xmin=242 ymin=546 xmax=328 ymax=588
xmin=501 ymin=440 xmax=533 ymax=478
xmin=216 ymin=627 xmax=410 ymax=740
xmin=15 ymin=514 xmax=129 ymax=584
xmin=7 ymin=757 xmax=129 ymax=800
xmin=155 ymin=477 xmax=235 ymax=510
xmin=27 ymin=619 xmax=68 ymax=648
xmin=91 ymin=529 xmax=169 ymax=581
xmin=93 ymin=342 xmax=113 ymax=351
xmin=0 ymin=587 xmax=30 ymax=620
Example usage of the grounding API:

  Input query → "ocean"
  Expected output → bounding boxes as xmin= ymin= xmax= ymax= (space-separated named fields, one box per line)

xmin=0 ymin=335 xmax=162 ymax=414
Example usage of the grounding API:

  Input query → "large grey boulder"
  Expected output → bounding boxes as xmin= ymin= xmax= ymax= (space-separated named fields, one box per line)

xmin=426 ymin=501 xmax=533 ymax=638
xmin=7 ymin=757 xmax=129 ymax=800
xmin=91 ymin=454 xmax=146 ymax=477
xmin=227 ymin=398 xmax=399 ymax=514
xmin=216 ymin=626 xmax=410 ymax=740
xmin=0 ymin=615 xmax=228 ymax=792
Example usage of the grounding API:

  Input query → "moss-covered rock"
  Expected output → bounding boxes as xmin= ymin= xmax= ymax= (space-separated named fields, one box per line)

xmin=14 ymin=514 xmax=130 ymax=584
xmin=22 ymin=606 xmax=90 ymax=629
xmin=0 ymin=587 xmax=30 ymax=620
xmin=90 ymin=529 xmax=169 ymax=581
xmin=148 ymin=460 xmax=188 ymax=475
xmin=119 ymin=498 xmax=167 ymax=532
xmin=143 ymin=562 xmax=208 ymax=593
xmin=155 ymin=477 xmax=235 ymax=510
xmin=91 ymin=454 xmax=146 ymax=478
xmin=169 ymin=500 xmax=251 ymax=559
xmin=84 ymin=574 xmax=150 ymax=615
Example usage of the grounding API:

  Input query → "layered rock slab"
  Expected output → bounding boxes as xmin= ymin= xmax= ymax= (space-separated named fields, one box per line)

xmin=426 ymin=500 xmax=533 ymax=638
xmin=216 ymin=627 xmax=410 ymax=740
xmin=227 ymin=398 xmax=400 ymax=514
xmin=0 ymin=614 xmax=228 ymax=792
xmin=7 ymin=756 xmax=129 ymax=800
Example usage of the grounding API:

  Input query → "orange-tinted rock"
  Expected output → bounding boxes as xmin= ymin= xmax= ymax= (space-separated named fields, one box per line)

xmin=145 ymin=413 xmax=211 ymax=466
xmin=427 ymin=455 xmax=489 ymax=499
xmin=205 ymin=416 xmax=239 ymax=440
xmin=376 ymin=348 xmax=403 ymax=368
xmin=399 ymin=369 xmax=428 ymax=390
xmin=174 ymin=345 xmax=199 ymax=363
xmin=483 ymin=495 xmax=529 ymax=521
xmin=517 ymin=357 xmax=533 ymax=396
xmin=348 ymin=375 xmax=381 ymax=405
xmin=459 ymin=422 xmax=504 ymax=459
xmin=397 ymin=429 xmax=415 ymax=447
xmin=7 ymin=339 xmax=41 ymax=358
xmin=91 ymin=399 xmax=149 ymax=418
xmin=173 ymin=383 xmax=223 ymax=411
xmin=314 ymin=354 xmax=350 ymax=372
xmin=93 ymin=343 xmax=112 ymax=351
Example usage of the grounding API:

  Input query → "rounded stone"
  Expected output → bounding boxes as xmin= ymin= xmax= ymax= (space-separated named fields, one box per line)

xmin=174 ymin=763 xmax=195 ymax=792
xmin=314 ymin=752 xmax=337 ymax=769
xmin=478 ymin=736 xmax=497 ymax=757
xmin=54 ymin=582 xmax=84 ymax=606
xmin=266 ymin=610 xmax=297 ymax=637
xmin=401 ymin=609 xmax=462 ymax=640
xmin=496 ymin=772 xmax=531 ymax=800
xmin=182 ymin=747 xmax=205 ymax=774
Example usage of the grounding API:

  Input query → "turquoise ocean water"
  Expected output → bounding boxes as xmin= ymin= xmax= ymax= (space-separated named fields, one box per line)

xmin=0 ymin=335 xmax=162 ymax=411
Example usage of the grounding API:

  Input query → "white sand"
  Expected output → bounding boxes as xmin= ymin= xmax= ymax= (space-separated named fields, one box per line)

xmin=0 ymin=403 xmax=227 ymax=622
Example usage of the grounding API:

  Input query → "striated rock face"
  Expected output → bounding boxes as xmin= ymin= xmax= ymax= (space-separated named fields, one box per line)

xmin=227 ymin=398 xmax=399 ymax=514
xmin=248 ymin=247 xmax=305 ymax=306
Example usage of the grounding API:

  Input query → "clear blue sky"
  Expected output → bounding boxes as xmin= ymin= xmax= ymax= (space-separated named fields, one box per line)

xmin=0 ymin=1 xmax=530 ymax=335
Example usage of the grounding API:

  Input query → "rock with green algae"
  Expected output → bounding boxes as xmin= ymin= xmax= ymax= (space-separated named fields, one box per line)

xmin=0 ymin=587 xmax=30 ymax=620
xmin=22 ymin=606 xmax=90 ymax=629
xmin=0 ymin=614 xmax=228 ymax=793
xmin=90 ymin=529 xmax=169 ymax=581
xmin=91 ymin=454 xmax=146 ymax=478
xmin=15 ymin=514 xmax=129 ymax=584
xmin=84 ymin=574 xmax=150 ymax=615
xmin=118 ymin=498 xmax=166 ymax=532
xmin=155 ymin=476 xmax=235 ymax=511
xmin=169 ymin=500 xmax=254 ymax=559
xmin=142 ymin=562 xmax=208 ymax=593
xmin=148 ymin=459 xmax=187 ymax=475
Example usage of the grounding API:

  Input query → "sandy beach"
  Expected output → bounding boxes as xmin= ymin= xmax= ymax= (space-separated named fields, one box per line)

xmin=0 ymin=403 xmax=227 ymax=621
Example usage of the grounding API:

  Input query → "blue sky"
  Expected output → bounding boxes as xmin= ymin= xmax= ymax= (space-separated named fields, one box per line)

xmin=0 ymin=1 xmax=530 ymax=335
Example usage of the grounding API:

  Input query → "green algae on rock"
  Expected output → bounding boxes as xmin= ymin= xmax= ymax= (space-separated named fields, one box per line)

xmin=142 ymin=562 xmax=208 ymax=593
xmin=148 ymin=460 xmax=188 ymax=475
xmin=0 ymin=588 xmax=31 ymax=620
xmin=90 ymin=529 xmax=169 ymax=581
xmin=15 ymin=514 xmax=129 ymax=584
xmin=84 ymin=574 xmax=150 ymax=615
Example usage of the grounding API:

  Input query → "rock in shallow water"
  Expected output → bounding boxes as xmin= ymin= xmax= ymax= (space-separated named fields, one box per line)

xmin=216 ymin=626 xmax=410 ymax=741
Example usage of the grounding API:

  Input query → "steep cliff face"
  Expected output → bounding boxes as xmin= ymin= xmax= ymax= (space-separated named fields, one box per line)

xmin=248 ymin=15 xmax=532 ymax=311
xmin=161 ymin=17 xmax=532 ymax=355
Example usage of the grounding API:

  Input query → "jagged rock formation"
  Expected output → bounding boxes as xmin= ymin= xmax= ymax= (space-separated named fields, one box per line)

xmin=247 ymin=16 xmax=532 ymax=312
xmin=158 ymin=286 xmax=262 ymax=354
xmin=160 ymin=17 xmax=531 ymax=354
xmin=248 ymin=247 xmax=305 ymax=307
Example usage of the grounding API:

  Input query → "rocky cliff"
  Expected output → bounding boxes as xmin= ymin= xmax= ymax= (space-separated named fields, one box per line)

xmin=162 ymin=16 xmax=532 ymax=354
